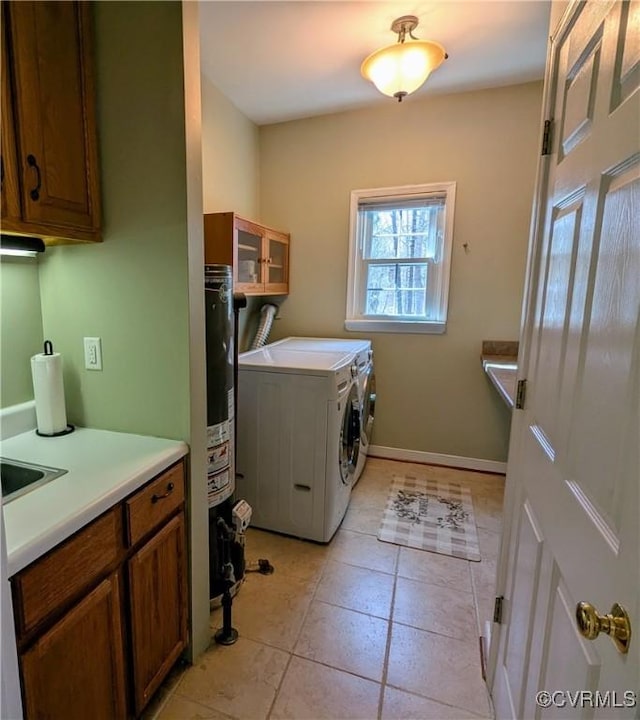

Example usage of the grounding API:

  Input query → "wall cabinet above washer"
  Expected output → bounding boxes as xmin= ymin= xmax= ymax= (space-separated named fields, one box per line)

xmin=1 ymin=1 xmax=101 ymax=244
xmin=204 ymin=212 xmax=289 ymax=296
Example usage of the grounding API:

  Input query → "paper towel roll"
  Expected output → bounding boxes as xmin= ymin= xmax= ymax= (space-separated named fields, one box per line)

xmin=31 ymin=346 xmax=67 ymax=435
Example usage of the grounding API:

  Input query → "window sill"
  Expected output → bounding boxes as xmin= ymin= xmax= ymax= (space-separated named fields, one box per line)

xmin=344 ymin=319 xmax=447 ymax=334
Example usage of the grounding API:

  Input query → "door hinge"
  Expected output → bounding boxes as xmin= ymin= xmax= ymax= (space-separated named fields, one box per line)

xmin=494 ymin=595 xmax=504 ymax=624
xmin=541 ymin=119 xmax=553 ymax=155
xmin=515 ymin=379 xmax=527 ymax=410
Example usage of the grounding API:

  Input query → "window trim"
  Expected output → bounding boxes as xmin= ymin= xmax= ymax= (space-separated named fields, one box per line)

xmin=345 ymin=182 xmax=457 ymax=334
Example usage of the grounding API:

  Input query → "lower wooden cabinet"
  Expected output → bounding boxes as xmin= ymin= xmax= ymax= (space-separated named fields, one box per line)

xmin=12 ymin=460 xmax=187 ymax=719
xmin=21 ymin=574 xmax=127 ymax=720
xmin=129 ymin=513 xmax=187 ymax=715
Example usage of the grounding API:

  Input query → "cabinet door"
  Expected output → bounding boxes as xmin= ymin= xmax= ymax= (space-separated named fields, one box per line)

xmin=128 ymin=512 xmax=187 ymax=715
xmin=264 ymin=230 xmax=289 ymax=295
xmin=21 ymin=573 xmax=127 ymax=720
xmin=8 ymin=1 xmax=100 ymax=234
xmin=234 ymin=217 xmax=264 ymax=294
xmin=1 ymin=3 xmax=21 ymax=222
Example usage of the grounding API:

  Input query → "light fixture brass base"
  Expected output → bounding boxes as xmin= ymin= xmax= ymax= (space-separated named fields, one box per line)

xmin=391 ymin=15 xmax=419 ymax=35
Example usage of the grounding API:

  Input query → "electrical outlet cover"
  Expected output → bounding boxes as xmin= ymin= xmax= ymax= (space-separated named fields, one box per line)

xmin=83 ymin=337 xmax=103 ymax=370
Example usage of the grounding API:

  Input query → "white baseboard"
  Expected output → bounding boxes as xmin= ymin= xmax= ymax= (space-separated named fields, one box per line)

xmin=368 ymin=445 xmax=507 ymax=475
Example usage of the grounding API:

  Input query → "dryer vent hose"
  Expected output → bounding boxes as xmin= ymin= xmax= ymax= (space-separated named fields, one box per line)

xmin=250 ymin=303 xmax=278 ymax=349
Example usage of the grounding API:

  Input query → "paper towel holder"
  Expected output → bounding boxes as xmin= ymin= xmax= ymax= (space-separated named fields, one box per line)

xmin=33 ymin=339 xmax=75 ymax=438
xmin=36 ymin=424 xmax=75 ymax=438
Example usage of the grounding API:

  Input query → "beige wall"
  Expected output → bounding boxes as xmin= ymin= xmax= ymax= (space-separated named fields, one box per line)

xmin=200 ymin=74 xmax=264 ymax=350
xmin=0 ymin=261 xmax=43 ymax=408
xmin=186 ymin=63 xmax=273 ymax=402
xmin=201 ymin=76 xmax=260 ymax=218
xmin=259 ymin=81 xmax=543 ymax=462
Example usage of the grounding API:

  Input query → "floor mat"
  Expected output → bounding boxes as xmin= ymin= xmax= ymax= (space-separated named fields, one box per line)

xmin=377 ymin=474 xmax=481 ymax=561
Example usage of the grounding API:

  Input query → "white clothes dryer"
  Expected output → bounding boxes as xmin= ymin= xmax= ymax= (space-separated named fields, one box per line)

xmin=236 ymin=347 xmax=360 ymax=542
xmin=267 ymin=338 xmax=375 ymax=485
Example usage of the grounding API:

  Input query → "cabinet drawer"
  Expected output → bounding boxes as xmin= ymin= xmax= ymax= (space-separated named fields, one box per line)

xmin=13 ymin=507 xmax=122 ymax=638
xmin=125 ymin=462 xmax=185 ymax=547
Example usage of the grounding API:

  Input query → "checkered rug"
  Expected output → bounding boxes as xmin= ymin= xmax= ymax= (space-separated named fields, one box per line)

xmin=377 ymin=475 xmax=481 ymax=561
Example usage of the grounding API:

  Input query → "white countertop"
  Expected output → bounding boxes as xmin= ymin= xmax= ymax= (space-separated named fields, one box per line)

xmin=1 ymin=427 xmax=188 ymax=576
xmin=482 ymin=358 xmax=518 ymax=409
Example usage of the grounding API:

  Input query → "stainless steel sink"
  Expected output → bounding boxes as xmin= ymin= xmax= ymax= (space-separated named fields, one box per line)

xmin=0 ymin=457 xmax=67 ymax=504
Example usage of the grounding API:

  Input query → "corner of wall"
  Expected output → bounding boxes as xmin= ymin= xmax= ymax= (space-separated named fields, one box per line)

xmin=200 ymin=76 xmax=260 ymax=219
xmin=0 ymin=259 xmax=44 ymax=408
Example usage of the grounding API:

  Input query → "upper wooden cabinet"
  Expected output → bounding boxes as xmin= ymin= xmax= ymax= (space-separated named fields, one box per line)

xmin=1 ymin=4 xmax=21 ymax=225
xmin=1 ymin=1 xmax=101 ymax=243
xmin=204 ymin=212 xmax=290 ymax=296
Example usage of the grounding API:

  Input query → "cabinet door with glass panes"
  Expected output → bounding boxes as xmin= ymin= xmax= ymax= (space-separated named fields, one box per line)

xmin=263 ymin=229 xmax=289 ymax=294
xmin=235 ymin=216 xmax=266 ymax=294
xmin=204 ymin=212 xmax=290 ymax=296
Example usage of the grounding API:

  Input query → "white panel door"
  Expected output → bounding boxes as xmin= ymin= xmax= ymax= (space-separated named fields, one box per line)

xmin=493 ymin=1 xmax=639 ymax=718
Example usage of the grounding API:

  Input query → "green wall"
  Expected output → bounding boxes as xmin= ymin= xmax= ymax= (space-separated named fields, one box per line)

xmin=1 ymin=1 xmax=209 ymax=661
xmin=38 ymin=1 xmax=191 ymax=441
xmin=0 ymin=260 xmax=44 ymax=408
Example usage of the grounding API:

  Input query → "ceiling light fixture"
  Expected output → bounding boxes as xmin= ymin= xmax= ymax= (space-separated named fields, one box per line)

xmin=361 ymin=15 xmax=447 ymax=102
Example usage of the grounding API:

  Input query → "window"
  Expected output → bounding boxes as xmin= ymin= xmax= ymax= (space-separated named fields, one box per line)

xmin=345 ymin=182 xmax=456 ymax=334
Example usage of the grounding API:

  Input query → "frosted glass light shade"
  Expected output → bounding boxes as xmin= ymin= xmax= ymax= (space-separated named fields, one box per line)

xmin=361 ymin=39 xmax=446 ymax=98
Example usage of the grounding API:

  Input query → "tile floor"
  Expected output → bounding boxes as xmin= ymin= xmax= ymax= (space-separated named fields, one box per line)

xmin=149 ymin=458 xmax=505 ymax=720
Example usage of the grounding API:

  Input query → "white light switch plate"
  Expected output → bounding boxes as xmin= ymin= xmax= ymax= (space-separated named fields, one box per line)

xmin=84 ymin=337 xmax=102 ymax=370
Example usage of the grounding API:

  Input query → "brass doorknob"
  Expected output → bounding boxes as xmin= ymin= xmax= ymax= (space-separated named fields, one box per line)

xmin=576 ymin=602 xmax=631 ymax=654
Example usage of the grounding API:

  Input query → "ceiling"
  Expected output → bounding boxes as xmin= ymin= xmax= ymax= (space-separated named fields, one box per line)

xmin=198 ymin=1 xmax=551 ymax=126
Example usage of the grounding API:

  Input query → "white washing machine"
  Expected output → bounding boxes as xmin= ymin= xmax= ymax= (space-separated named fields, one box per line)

xmin=236 ymin=347 xmax=361 ymax=542
xmin=266 ymin=337 xmax=376 ymax=484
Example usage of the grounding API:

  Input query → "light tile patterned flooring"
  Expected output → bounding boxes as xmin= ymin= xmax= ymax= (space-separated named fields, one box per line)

xmin=149 ymin=458 xmax=504 ymax=720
